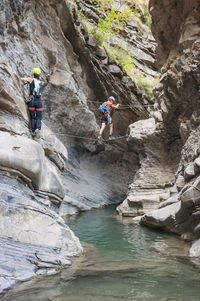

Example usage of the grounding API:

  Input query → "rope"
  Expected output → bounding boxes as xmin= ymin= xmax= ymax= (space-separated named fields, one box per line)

xmin=77 ymin=101 xmax=153 ymax=109
xmin=85 ymin=100 xmax=154 ymax=107
xmin=187 ymin=185 xmax=200 ymax=193
xmin=53 ymin=133 xmax=97 ymax=141
xmin=48 ymin=132 xmax=128 ymax=141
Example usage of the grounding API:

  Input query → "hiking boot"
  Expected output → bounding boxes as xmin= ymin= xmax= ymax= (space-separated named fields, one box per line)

xmin=98 ymin=135 xmax=104 ymax=142
xmin=108 ymin=135 xmax=114 ymax=140
xmin=32 ymin=131 xmax=36 ymax=137
xmin=35 ymin=129 xmax=41 ymax=139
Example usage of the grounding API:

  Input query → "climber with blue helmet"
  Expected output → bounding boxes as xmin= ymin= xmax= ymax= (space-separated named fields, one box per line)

xmin=21 ymin=68 xmax=43 ymax=138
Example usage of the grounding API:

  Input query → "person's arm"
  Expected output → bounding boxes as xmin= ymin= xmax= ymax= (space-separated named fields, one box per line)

xmin=112 ymin=104 xmax=120 ymax=109
xmin=21 ymin=77 xmax=33 ymax=84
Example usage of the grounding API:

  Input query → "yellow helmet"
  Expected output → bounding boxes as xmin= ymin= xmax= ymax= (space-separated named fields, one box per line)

xmin=32 ymin=68 xmax=41 ymax=75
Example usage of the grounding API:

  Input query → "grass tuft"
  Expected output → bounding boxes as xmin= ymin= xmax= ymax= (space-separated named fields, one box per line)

xmin=133 ymin=74 xmax=159 ymax=98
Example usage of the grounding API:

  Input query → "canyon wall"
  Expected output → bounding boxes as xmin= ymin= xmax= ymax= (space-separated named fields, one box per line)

xmin=118 ymin=0 xmax=200 ymax=257
xmin=0 ymin=0 xmax=157 ymax=293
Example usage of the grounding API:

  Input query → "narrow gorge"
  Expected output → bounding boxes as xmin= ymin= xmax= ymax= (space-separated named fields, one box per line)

xmin=0 ymin=0 xmax=200 ymax=299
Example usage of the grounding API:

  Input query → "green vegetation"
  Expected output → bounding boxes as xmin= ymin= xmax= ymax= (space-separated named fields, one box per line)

xmin=133 ymin=74 xmax=159 ymax=98
xmin=89 ymin=0 xmax=151 ymax=37
xmin=90 ymin=28 xmax=104 ymax=46
xmin=75 ymin=0 xmax=157 ymax=98
xmin=103 ymin=44 xmax=158 ymax=99
xmin=77 ymin=11 xmax=104 ymax=46
xmin=104 ymin=44 xmax=136 ymax=72
xmin=143 ymin=7 xmax=152 ymax=27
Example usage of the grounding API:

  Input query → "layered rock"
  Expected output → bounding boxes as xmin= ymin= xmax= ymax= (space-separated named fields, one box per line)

xmin=0 ymin=0 xmax=84 ymax=293
xmin=118 ymin=0 xmax=200 ymax=257
xmin=117 ymin=118 xmax=176 ymax=216
xmin=0 ymin=0 xmax=159 ymax=293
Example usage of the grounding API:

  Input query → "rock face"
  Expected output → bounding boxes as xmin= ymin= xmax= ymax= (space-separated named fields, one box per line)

xmin=118 ymin=0 xmax=200 ymax=257
xmin=117 ymin=118 xmax=176 ymax=216
xmin=41 ymin=0 xmax=156 ymax=214
xmin=0 ymin=0 xmax=158 ymax=293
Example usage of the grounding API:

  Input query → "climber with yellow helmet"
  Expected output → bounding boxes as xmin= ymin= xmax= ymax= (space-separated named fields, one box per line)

xmin=21 ymin=68 xmax=43 ymax=138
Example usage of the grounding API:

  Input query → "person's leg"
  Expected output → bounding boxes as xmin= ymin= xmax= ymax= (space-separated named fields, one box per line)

xmin=98 ymin=122 xmax=106 ymax=141
xmin=99 ymin=123 xmax=106 ymax=135
xmin=109 ymin=123 xmax=113 ymax=135
xmin=28 ymin=99 xmax=36 ymax=133
xmin=35 ymin=99 xmax=43 ymax=131
xmin=108 ymin=116 xmax=114 ymax=140
xmin=29 ymin=109 xmax=36 ymax=132
xmin=36 ymin=110 xmax=42 ymax=130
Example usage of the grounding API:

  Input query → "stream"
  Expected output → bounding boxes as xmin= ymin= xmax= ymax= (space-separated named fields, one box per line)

xmin=3 ymin=207 xmax=200 ymax=301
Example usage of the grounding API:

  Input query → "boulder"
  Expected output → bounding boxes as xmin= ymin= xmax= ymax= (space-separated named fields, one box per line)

xmin=140 ymin=201 xmax=181 ymax=231
xmin=0 ymin=132 xmax=65 ymax=199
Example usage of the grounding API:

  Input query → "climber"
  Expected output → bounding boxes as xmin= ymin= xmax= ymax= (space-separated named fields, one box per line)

xmin=98 ymin=96 xmax=119 ymax=141
xmin=21 ymin=68 xmax=43 ymax=138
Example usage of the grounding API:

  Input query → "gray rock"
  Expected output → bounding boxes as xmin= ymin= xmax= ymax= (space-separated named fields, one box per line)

xmin=101 ymin=57 xmax=109 ymax=64
xmin=184 ymin=163 xmax=196 ymax=181
xmin=194 ymin=157 xmax=200 ymax=169
xmin=141 ymin=202 xmax=181 ymax=231
xmin=0 ymin=132 xmax=65 ymax=199
xmin=176 ymin=175 xmax=185 ymax=191
xmin=180 ymin=182 xmax=200 ymax=206
xmin=108 ymin=65 xmax=123 ymax=78
xmin=132 ymin=215 xmax=143 ymax=223
xmin=95 ymin=47 xmax=107 ymax=59
xmin=118 ymin=118 xmax=175 ymax=216
xmin=189 ymin=239 xmax=200 ymax=257
xmin=87 ymin=37 xmax=97 ymax=48
xmin=169 ymin=183 xmax=178 ymax=195
xmin=159 ymin=194 xmax=179 ymax=209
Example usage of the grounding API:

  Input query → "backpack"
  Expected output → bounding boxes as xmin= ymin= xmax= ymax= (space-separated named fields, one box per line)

xmin=32 ymin=78 xmax=42 ymax=97
xmin=99 ymin=103 xmax=110 ymax=114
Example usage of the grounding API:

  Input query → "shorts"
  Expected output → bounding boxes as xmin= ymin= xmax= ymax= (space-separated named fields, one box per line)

xmin=100 ymin=114 xmax=112 ymax=125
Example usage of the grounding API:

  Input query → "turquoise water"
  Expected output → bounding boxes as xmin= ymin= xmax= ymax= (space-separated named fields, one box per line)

xmin=64 ymin=207 xmax=200 ymax=301
xmin=3 ymin=207 xmax=200 ymax=301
